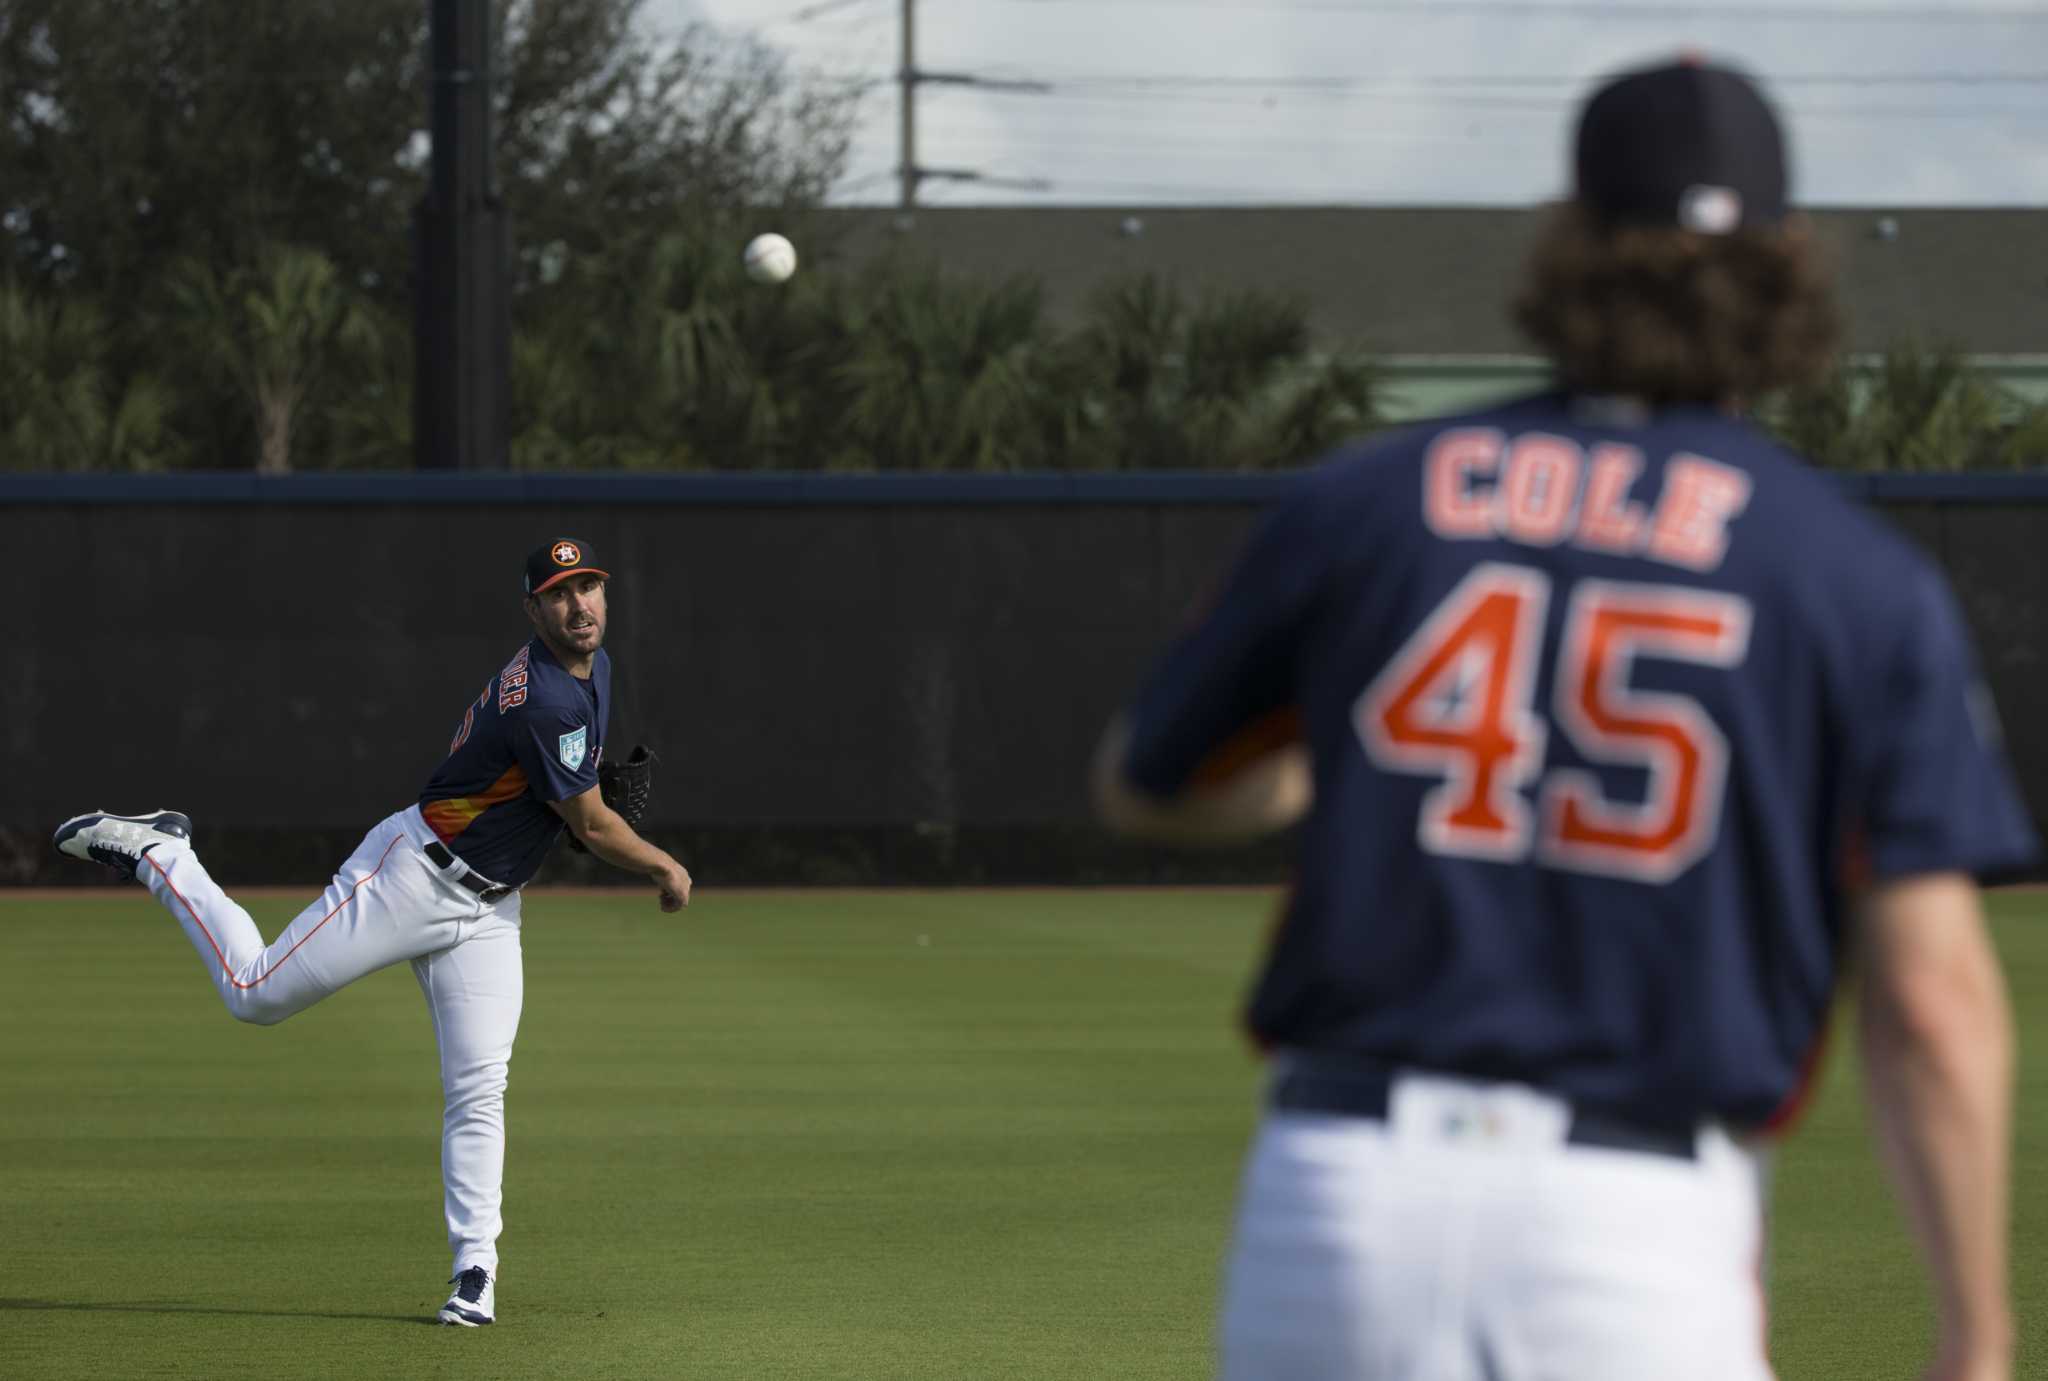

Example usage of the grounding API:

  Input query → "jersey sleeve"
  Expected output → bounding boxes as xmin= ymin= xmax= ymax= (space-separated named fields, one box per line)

xmin=509 ymin=702 xmax=602 ymax=805
xmin=1121 ymin=484 xmax=1330 ymax=797
xmin=1857 ymin=565 xmax=2039 ymax=882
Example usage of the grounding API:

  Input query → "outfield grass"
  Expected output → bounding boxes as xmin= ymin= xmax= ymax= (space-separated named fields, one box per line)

xmin=1 ymin=886 xmax=2043 ymax=1380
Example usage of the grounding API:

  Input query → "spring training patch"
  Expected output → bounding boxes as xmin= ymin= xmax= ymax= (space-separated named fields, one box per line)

xmin=558 ymin=726 xmax=588 ymax=772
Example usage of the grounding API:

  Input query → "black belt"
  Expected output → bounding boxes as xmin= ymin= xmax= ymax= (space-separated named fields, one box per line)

xmin=1270 ymin=1056 xmax=1698 ymax=1162
xmin=423 ymin=842 xmax=515 ymax=903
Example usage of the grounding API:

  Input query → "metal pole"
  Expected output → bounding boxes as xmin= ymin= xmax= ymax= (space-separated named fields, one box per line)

xmin=414 ymin=0 xmax=511 ymax=469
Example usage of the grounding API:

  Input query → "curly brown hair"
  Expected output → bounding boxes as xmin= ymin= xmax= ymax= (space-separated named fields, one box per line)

xmin=1512 ymin=203 xmax=1841 ymax=405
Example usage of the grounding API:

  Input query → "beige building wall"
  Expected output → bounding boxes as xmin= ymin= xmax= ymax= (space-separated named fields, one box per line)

xmin=816 ymin=206 xmax=2048 ymax=422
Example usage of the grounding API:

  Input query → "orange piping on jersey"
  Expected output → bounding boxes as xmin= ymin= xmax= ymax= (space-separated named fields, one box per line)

xmin=1759 ymin=1016 xmax=1834 ymax=1137
xmin=1839 ymin=823 xmax=1873 ymax=894
xmin=147 ymin=835 xmax=403 ymax=990
xmin=1760 ymin=836 xmax=1860 ymax=1138
xmin=420 ymin=763 xmax=531 ymax=842
xmin=1190 ymin=706 xmax=1304 ymax=790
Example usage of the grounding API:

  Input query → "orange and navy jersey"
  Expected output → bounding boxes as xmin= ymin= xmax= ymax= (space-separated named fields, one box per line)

xmin=418 ymin=637 xmax=610 ymax=887
xmin=1120 ymin=391 xmax=2036 ymax=1131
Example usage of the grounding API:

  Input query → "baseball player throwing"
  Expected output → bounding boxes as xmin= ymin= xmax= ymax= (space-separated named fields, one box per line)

xmin=1097 ymin=58 xmax=2032 ymax=1381
xmin=54 ymin=537 xmax=692 ymax=1328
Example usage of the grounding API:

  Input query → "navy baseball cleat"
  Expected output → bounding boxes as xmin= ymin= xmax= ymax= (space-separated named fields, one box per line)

xmin=52 ymin=809 xmax=193 ymax=879
xmin=438 ymin=1266 xmax=495 ymax=1326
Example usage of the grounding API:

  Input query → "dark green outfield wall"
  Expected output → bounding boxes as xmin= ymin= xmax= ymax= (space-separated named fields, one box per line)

xmin=5 ymin=473 xmax=2044 ymax=885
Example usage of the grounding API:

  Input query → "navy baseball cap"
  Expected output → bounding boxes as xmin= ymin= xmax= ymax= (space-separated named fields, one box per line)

xmin=523 ymin=537 xmax=609 ymax=595
xmin=1574 ymin=56 xmax=1787 ymax=235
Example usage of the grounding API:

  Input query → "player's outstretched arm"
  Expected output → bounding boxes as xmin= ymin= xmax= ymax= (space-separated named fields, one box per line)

xmin=550 ymin=785 xmax=693 ymax=912
xmin=1856 ymin=872 xmax=2013 ymax=1381
xmin=1091 ymin=715 xmax=1311 ymax=846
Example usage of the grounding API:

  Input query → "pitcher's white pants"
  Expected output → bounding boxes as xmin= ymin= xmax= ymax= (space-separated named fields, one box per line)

xmin=139 ymin=805 xmax=523 ymax=1277
xmin=1219 ymin=1070 xmax=1774 ymax=1381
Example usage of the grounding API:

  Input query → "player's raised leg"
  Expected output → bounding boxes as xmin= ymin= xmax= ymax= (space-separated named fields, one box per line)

xmin=60 ymin=806 xmax=474 ymax=1025
xmin=414 ymin=897 xmax=524 ymax=1323
xmin=54 ymin=808 xmax=193 ymax=866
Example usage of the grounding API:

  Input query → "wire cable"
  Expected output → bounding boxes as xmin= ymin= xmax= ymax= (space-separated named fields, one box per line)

xmin=1026 ymin=70 xmax=2048 ymax=90
xmin=766 ymin=0 xmax=889 ymax=26
xmin=998 ymin=0 xmax=2048 ymax=19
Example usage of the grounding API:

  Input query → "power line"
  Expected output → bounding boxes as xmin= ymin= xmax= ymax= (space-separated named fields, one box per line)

xmin=828 ymin=73 xmax=2047 ymax=128
xmin=930 ymin=130 xmax=1502 ymax=157
xmin=835 ymin=167 xmax=900 ymax=192
xmin=767 ymin=0 xmax=888 ymax=25
xmin=930 ymin=81 xmax=2048 ymax=119
xmin=999 ymin=0 xmax=2048 ymax=18
xmin=1026 ymin=70 xmax=2048 ymax=90
xmin=914 ymin=103 xmax=2047 ymax=166
xmin=822 ymin=65 xmax=2048 ymax=99
xmin=944 ymin=101 xmax=2048 ymax=146
xmin=822 ymin=1 xmax=2047 ymax=208
xmin=882 ymin=104 xmax=2044 ymax=179
xmin=1007 ymin=175 xmax=1388 ymax=198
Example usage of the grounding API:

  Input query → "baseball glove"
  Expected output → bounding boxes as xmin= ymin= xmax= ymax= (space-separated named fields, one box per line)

xmin=566 ymin=745 xmax=658 ymax=853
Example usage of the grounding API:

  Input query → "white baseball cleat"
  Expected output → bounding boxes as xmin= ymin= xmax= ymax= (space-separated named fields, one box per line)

xmin=52 ymin=809 xmax=194 ymax=879
xmin=437 ymin=1265 xmax=495 ymax=1326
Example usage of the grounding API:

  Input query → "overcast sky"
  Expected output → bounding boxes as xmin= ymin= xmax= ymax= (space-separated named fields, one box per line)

xmin=646 ymin=0 xmax=2048 ymax=207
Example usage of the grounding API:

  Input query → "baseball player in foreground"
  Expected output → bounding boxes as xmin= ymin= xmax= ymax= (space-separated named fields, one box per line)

xmin=55 ymin=538 xmax=693 ymax=1328
xmin=1097 ymin=58 xmax=2033 ymax=1381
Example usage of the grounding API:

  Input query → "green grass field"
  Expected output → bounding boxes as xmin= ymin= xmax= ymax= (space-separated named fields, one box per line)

xmin=2 ymin=887 xmax=2044 ymax=1380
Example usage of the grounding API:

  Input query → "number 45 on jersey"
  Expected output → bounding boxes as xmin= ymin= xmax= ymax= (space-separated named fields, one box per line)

xmin=1358 ymin=562 xmax=1752 ymax=884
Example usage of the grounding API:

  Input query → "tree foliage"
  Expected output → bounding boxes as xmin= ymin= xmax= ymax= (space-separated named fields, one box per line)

xmin=0 ymin=0 xmax=2037 ymax=475
xmin=0 ymin=0 xmax=856 ymax=470
xmin=505 ymin=240 xmax=1387 ymax=472
xmin=0 ymin=0 xmax=848 ymax=302
xmin=0 ymin=0 xmax=427 ymax=304
xmin=1763 ymin=341 xmax=2048 ymax=471
xmin=0 ymin=280 xmax=175 ymax=470
xmin=164 ymin=245 xmax=381 ymax=473
xmin=1049 ymin=274 xmax=1383 ymax=470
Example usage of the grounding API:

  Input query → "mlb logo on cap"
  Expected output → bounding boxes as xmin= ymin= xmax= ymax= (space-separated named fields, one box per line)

xmin=1574 ymin=56 xmax=1788 ymax=234
xmin=1678 ymin=185 xmax=1744 ymax=235
xmin=524 ymin=538 xmax=610 ymax=595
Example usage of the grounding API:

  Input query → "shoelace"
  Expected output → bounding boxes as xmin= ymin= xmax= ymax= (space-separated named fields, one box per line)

xmin=450 ymin=1266 xmax=490 ymax=1303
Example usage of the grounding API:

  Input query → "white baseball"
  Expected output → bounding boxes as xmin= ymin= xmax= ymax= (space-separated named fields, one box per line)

xmin=743 ymin=233 xmax=798 ymax=284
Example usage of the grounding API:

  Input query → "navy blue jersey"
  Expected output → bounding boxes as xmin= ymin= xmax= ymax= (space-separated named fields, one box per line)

xmin=418 ymin=638 xmax=610 ymax=887
xmin=1122 ymin=392 xmax=2036 ymax=1130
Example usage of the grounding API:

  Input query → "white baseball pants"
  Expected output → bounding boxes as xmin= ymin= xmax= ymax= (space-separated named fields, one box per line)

xmin=138 ymin=805 xmax=524 ymax=1277
xmin=1219 ymin=1068 xmax=1774 ymax=1381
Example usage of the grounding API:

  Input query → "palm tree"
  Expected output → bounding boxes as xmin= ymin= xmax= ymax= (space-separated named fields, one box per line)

xmin=508 ymin=326 xmax=678 ymax=470
xmin=834 ymin=263 xmax=1048 ymax=471
xmin=0 ymin=281 xmax=177 ymax=471
xmin=164 ymin=245 xmax=377 ymax=472
xmin=1058 ymin=273 xmax=1188 ymax=469
xmin=507 ymin=242 xmax=1386 ymax=474
xmin=1765 ymin=341 xmax=2040 ymax=471
xmin=516 ymin=225 xmax=755 ymax=468
xmin=1259 ymin=352 xmax=1388 ymax=468
xmin=1056 ymin=273 xmax=1385 ymax=470
xmin=1996 ymin=404 xmax=2048 ymax=469
xmin=324 ymin=304 xmax=414 ymax=469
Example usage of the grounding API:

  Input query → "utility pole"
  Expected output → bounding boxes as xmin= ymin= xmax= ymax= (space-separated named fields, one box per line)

xmin=898 ymin=0 xmax=916 ymax=211
xmin=414 ymin=0 xmax=511 ymax=469
xmin=897 ymin=0 xmax=1052 ymax=213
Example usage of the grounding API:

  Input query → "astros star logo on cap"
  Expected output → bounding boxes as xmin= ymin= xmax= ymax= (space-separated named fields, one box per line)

xmin=552 ymin=541 xmax=581 ymax=566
